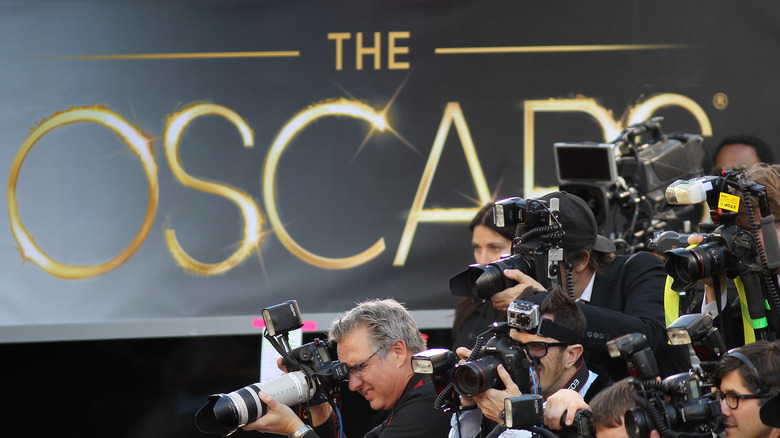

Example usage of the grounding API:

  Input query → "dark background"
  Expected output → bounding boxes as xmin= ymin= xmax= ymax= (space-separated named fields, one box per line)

xmin=3 ymin=330 xmax=452 ymax=438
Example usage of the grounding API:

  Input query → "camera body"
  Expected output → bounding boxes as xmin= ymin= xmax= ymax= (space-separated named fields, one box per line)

xmin=284 ymin=338 xmax=350 ymax=405
xmin=452 ymin=322 xmax=540 ymax=397
xmin=195 ymin=300 xmax=349 ymax=436
xmin=562 ymin=409 xmax=596 ymax=438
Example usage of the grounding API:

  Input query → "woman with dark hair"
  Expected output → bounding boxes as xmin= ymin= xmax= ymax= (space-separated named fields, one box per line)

xmin=451 ymin=202 xmax=514 ymax=350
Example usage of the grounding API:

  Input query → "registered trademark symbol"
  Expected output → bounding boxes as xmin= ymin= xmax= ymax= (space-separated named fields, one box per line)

xmin=713 ymin=92 xmax=728 ymax=110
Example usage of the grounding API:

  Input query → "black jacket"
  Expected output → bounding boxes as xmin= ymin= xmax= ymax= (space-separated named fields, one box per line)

xmin=530 ymin=252 xmax=691 ymax=379
xmin=313 ymin=373 xmax=451 ymax=438
xmin=452 ymin=298 xmax=505 ymax=351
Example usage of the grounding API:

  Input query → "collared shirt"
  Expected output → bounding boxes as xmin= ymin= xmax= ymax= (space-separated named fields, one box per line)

xmin=575 ymin=271 xmax=596 ymax=303
xmin=700 ymin=290 xmax=728 ymax=317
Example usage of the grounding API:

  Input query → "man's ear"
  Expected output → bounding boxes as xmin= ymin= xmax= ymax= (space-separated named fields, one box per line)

xmin=573 ymin=252 xmax=590 ymax=273
xmin=390 ymin=339 xmax=408 ymax=367
xmin=565 ymin=344 xmax=584 ymax=368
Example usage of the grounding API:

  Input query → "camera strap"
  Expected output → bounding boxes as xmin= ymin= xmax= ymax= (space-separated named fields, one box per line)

xmin=563 ymin=357 xmax=596 ymax=399
xmin=535 ymin=318 xmax=581 ymax=344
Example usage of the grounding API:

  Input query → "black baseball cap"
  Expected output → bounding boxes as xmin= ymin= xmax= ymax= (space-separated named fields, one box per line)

xmin=537 ymin=191 xmax=616 ymax=254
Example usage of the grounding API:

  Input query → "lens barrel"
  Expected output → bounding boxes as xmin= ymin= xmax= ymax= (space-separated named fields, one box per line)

xmin=195 ymin=371 xmax=312 ymax=436
xmin=624 ymin=407 xmax=652 ymax=438
xmin=452 ymin=356 xmax=502 ymax=397
xmin=665 ymin=242 xmax=727 ymax=290
xmin=449 ymin=255 xmax=533 ymax=300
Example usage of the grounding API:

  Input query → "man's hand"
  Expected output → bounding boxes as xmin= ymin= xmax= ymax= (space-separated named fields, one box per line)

xmin=455 ymin=347 xmax=472 ymax=361
xmin=242 ymin=391 xmax=305 ymax=436
xmin=542 ymin=389 xmax=589 ymax=431
xmin=490 ymin=269 xmax=545 ymax=311
xmin=472 ymin=365 xmax=521 ymax=423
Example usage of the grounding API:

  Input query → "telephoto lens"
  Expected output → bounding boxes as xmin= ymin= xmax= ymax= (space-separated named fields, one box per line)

xmin=195 ymin=371 xmax=313 ymax=436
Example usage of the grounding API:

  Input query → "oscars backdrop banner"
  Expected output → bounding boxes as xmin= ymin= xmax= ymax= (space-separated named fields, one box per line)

xmin=1 ymin=0 xmax=779 ymax=342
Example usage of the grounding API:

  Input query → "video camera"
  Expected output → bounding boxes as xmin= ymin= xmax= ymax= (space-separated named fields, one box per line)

xmin=664 ymin=170 xmax=780 ymax=340
xmin=195 ymin=300 xmax=349 ymax=436
xmin=449 ymin=196 xmax=565 ymax=302
xmin=555 ymin=117 xmax=706 ymax=254
xmin=607 ymin=328 xmax=723 ymax=438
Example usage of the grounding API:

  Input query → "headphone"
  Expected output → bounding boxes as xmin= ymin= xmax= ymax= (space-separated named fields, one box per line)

xmin=725 ymin=348 xmax=769 ymax=395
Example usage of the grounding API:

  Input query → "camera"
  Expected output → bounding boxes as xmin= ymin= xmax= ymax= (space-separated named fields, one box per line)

xmin=664 ymin=171 xmax=780 ymax=289
xmin=608 ymin=332 xmax=722 ymax=438
xmin=664 ymin=170 xmax=780 ymax=340
xmin=624 ymin=372 xmax=722 ymax=438
xmin=414 ymin=321 xmax=540 ymax=403
xmin=555 ymin=117 xmax=706 ymax=254
xmin=450 ymin=301 xmax=555 ymax=397
xmin=453 ymin=322 xmax=540 ymax=397
xmin=414 ymin=301 xmax=545 ymax=411
xmin=663 ymin=222 xmax=757 ymax=292
xmin=503 ymin=395 xmax=595 ymax=438
xmin=507 ymin=299 xmax=540 ymax=331
xmin=195 ymin=300 xmax=349 ymax=436
xmin=449 ymin=197 xmax=564 ymax=301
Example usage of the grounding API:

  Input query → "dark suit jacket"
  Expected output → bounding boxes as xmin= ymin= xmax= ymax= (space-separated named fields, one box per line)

xmin=530 ymin=252 xmax=691 ymax=380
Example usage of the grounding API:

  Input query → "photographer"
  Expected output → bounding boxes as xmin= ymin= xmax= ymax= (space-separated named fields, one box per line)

xmin=490 ymin=191 xmax=689 ymax=379
xmin=688 ymin=163 xmax=780 ymax=344
xmin=243 ymin=299 xmax=451 ymax=438
xmin=450 ymin=285 xmax=611 ymax=438
xmin=712 ymin=340 xmax=780 ymax=438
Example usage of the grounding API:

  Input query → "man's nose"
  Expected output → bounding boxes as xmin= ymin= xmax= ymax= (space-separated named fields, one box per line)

xmin=347 ymin=373 xmax=362 ymax=391
xmin=720 ymin=399 xmax=732 ymax=416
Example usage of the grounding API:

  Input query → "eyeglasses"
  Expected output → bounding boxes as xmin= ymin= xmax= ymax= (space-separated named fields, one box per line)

xmin=348 ymin=350 xmax=379 ymax=377
xmin=715 ymin=390 xmax=774 ymax=409
xmin=520 ymin=341 xmax=570 ymax=358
